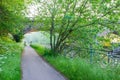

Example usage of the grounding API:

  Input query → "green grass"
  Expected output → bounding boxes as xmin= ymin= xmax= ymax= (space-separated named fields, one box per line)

xmin=32 ymin=44 xmax=120 ymax=80
xmin=31 ymin=44 xmax=46 ymax=55
xmin=0 ymin=39 xmax=23 ymax=80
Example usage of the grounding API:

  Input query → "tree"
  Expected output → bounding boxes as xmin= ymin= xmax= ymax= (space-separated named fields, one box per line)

xmin=0 ymin=0 xmax=27 ymax=42
xmin=35 ymin=0 xmax=120 ymax=54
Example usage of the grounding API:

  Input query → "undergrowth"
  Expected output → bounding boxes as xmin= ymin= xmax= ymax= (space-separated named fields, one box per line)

xmin=31 ymin=44 xmax=120 ymax=80
xmin=0 ymin=37 xmax=23 ymax=80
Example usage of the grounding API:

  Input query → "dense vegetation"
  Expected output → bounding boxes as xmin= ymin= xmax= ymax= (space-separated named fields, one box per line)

xmin=32 ymin=0 xmax=120 ymax=53
xmin=31 ymin=44 xmax=120 ymax=80
xmin=0 ymin=0 xmax=25 ymax=80
xmin=0 ymin=37 xmax=23 ymax=80
xmin=0 ymin=0 xmax=31 ymax=42
xmin=0 ymin=0 xmax=120 ymax=80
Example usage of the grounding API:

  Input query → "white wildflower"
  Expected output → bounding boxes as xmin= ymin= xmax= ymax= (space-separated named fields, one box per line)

xmin=4 ymin=56 xmax=7 ymax=59
xmin=0 ymin=68 xmax=2 ymax=72
xmin=1 ymin=61 xmax=5 ymax=64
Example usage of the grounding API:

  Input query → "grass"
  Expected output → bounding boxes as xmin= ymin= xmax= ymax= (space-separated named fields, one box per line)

xmin=0 ymin=38 xmax=23 ymax=80
xmin=31 ymin=44 xmax=120 ymax=80
xmin=31 ymin=44 xmax=45 ymax=55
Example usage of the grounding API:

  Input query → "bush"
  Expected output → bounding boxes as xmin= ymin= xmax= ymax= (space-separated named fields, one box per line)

xmin=13 ymin=34 xmax=21 ymax=42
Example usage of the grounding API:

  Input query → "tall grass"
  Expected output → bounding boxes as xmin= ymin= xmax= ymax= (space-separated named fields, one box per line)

xmin=0 ymin=39 xmax=23 ymax=80
xmin=32 ymin=44 xmax=120 ymax=80
xmin=45 ymin=56 xmax=120 ymax=80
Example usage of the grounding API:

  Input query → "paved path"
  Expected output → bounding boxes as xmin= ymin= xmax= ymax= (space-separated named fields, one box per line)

xmin=21 ymin=46 xmax=66 ymax=80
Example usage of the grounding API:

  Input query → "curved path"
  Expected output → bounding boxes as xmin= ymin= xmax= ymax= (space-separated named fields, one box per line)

xmin=21 ymin=46 xmax=66 ymax=80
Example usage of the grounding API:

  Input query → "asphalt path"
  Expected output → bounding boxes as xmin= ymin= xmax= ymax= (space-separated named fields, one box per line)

xmin=21 ymin=46 xmax=66 ymax=80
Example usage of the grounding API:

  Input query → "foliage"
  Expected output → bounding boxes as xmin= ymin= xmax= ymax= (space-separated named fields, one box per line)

xmin=33 ymin=0 xmax=120 ymax=54
xmin=0 ymin=0 xmax=27 ymax=42
xmin=13 ymin=33 xmax=23 ymax=42
xmin=32 ymin=44 xmax=120 ymax=80
xmin=0 ymin=38 xmax=23 ymax=80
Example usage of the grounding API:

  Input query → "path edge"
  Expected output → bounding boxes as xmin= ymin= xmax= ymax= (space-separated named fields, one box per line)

xmin=32 ymin=47 xmax=68 ymax=80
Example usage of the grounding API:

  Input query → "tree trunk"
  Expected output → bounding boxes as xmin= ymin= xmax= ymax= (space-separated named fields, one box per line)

xmin=50 ymin=13 xmax=55 ymax=51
